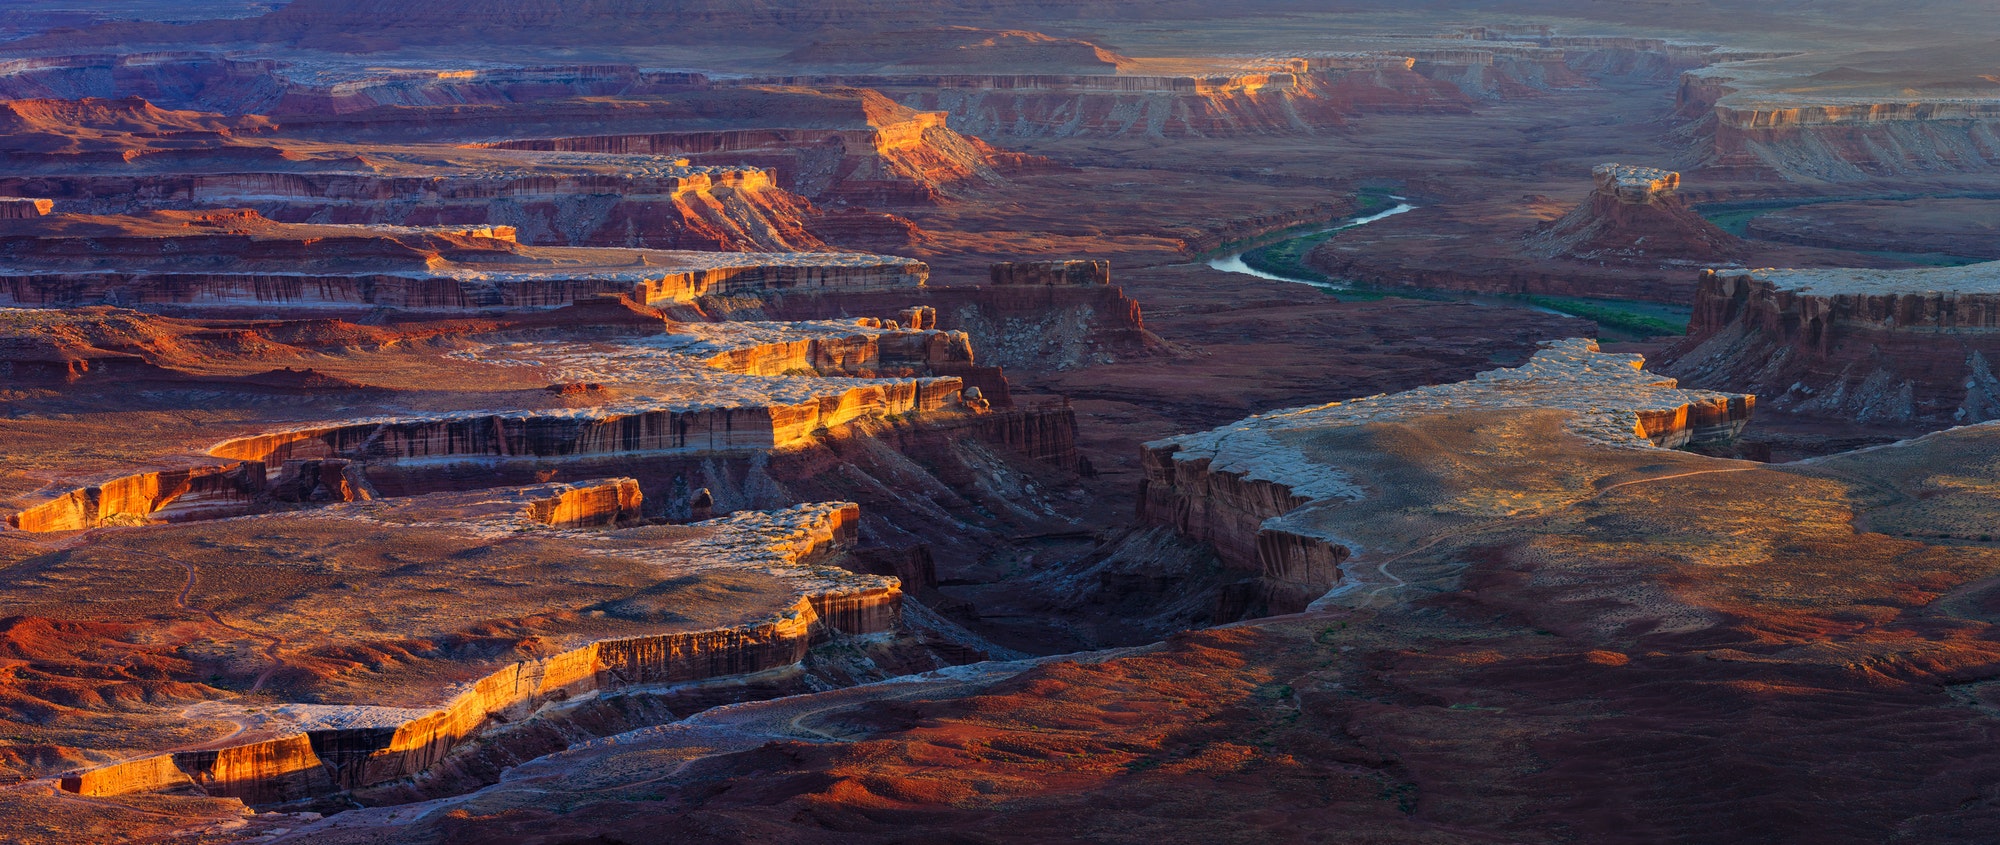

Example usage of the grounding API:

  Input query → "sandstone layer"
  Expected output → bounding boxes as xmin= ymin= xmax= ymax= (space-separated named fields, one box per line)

xmin=0 ymin=210 xmax=924 ymax=310
xmin=1659 ymin=262 xmax=2000 ymax=425
xmin=40 ymin=497 xmax=896 ymax=805
xmin=1141 ymin=338 xmax=1751 ymax=617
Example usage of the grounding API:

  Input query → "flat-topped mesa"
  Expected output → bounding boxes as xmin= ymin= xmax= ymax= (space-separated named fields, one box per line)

xmin=989 ymin=259 xmax=1110 ymax=286
xmin=0 ymin=210 xmax=926 ymax=310
xmin=0 ymin=197 xmax=53 ymax=219
xmin=1526 ymin=163 xmax=1740 ymax=262
xmin=1658 ymin=262 xmax=2000 ymax=425
xmin=1594 ymin=163 xmax=1680 ymax=204
xmin=54 ymin=499 xmax=891 ymax=803
xmin=1141 ymin=339 xmax=1753 ymax=617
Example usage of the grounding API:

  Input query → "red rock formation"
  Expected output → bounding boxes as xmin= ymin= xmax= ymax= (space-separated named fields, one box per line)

xmin=1524 ymin=164 xmax=1742 ymax=262
xmin=989 ymin=259 xmax=1110 ymax=286
xmin=699 ymin=327 xmax=978 ymax=378
xmin=473 ymin=105 xmax=1004 ymax=206
xmin=1658 ymin=264 xmax=2000 ymax=425
xmin=173 ymin=735 xmax=334 ymax=805
xmin=54 ymin=501 xmax=893 ymax=806
xmin=0 ymin=210 xmax=924 ymax=309
xmin=207 ymin=379 xmax=967 ymax=466
xmin=764 ymin=59 xmax=1469 ymax=139
xmin=522 ymin=478 xmax=644 ymax=527
xmin=57 ymin=755 xmax=190 ymax=797
xmin=7 ymin=461 xmax=266 ymax=532
xmin=1140 ymin=340 xmax=1753 ymax=617
xmin=0 ymin=197 xmax=51 ymax=218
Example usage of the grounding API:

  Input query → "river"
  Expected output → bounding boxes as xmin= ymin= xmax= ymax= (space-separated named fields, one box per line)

xmin=1206 ymin=200 xmax=1417 ymax=289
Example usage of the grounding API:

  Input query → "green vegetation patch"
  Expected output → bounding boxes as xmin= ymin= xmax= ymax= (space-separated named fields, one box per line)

xmin=1523 ymin=296 xmax=1688 ymax=339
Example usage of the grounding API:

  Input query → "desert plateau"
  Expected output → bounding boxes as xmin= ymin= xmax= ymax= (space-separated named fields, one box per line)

xmin=2 ymin=1 xmax=2000 ymax=842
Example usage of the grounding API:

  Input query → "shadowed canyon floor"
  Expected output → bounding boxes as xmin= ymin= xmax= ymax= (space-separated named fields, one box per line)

xmin=7 ymin=0 xmax=2000 ymax=842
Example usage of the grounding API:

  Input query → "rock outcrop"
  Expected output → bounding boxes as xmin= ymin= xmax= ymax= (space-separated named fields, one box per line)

xmin=453 ymin=89 xmax=1014 ymax=206
xmin=1141 ymin=339 xmax=1752 ymax=617
xmin=207 ymin=379 xmax=969 ymax=468
xmin=1678 ymin=55 xmax=2000 ymax=181
xmin=1524 ymin=164 xmax=1742 ymax=262
xmin=0 ymin=210 xmax=925 ymax=310
xmin=7 ymin=461 xmax=266 ymax=532
xmin=758 ymin=57 xmax=1470 ymax=139
xmin=989 ymin=259 xmax=1109 ymax=286
xmin=0 ymin=197 xmax=51 ymax=218
xmin=54 ymin=500 xmax=894 ymax=806
xmin=1658 ymin=262 xmax=2000 ymax=425
xmin=3 ymin=166 xmax=831 ymax=253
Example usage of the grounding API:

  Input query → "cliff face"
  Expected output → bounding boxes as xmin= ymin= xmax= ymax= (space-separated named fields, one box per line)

xmin=208 ymin=379 xmax=968 ymax=467
xmin=1140 ymin=339 xmax=1752 ymax=618
xmin=766 ymin=61 xmax=1468 ymax=139
xmin=1 ymin=169 xmax=830 ymax=252
xmin=989 ymin=259 xmax=1109 ymax=286
xmin=478 ymin=109 xmax=1004 ymax=206
xmin=1679 ymin=65 xmax=2000 ymax=181
xmin=0 ymin=211 xmax=926 ymax=310
xmin=7 ymin=461 xmax=266 ymax=532
xmin=1658 ymin=264 xmax=2000 ymax=425
xmin=56 ymin=501 xmax=897 ymax=806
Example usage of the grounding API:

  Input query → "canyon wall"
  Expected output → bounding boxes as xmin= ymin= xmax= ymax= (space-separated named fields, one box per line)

xmin=1679 ymin=70 xmax=2000 ymax=181
xmin=1139 ymin=340 xmax=1752 ymax=618
xmin=1658 ymin=265 xmax=2000 ymax=424
xmin=0 ymin=170 xmax=828 ymax=252
xmin=475 ymin=110 xmax=1002 ymax=206
xmin=763 ymin=63 xmax=1468 ymax=139
xmin=58 ymin=502 xmax=892 ymax=806
xmin=698 ymin=327 xmax=976 ymax=378
xmin=7 ymin=461 xmax=266 ymax=532
xmin=208 ymin=380 xmax=968 ymax=467
xmin=0 ymin=257 xmax=926 ymax=311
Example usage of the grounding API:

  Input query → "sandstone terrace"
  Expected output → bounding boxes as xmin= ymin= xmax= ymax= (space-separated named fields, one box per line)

xmin=0 ymin=209 xmax=926 ymax=310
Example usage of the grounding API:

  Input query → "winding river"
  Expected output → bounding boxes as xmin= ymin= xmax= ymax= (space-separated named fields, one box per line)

xmin=1206 ymin=200 xmax=1417 ymax=288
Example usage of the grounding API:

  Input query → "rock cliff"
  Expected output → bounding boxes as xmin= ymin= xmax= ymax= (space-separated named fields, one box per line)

xmin=1141 ymin=339 xmax=1752 ymax=616
xmin=1658 ymin=263 xmax=2000 ymax=425
xmin=51 ymin=500 xmax=894 ymax=805
xmin=7 ymin=461 xmax=266 ymax=532
xmin=759 ymin=58 xmax=1469 ymax=139
xmin=1678 ymin=54 xmax=2000 ymax=181
xmin=0 ymin=197 xmax=51 ymax=218
xmin=0 ymin=210 xmax=925 ymax=309
xmin=989 ymin=259 xmax=1110 ymax=286
xmin=207 ymin=379 xmax=969 ymax=468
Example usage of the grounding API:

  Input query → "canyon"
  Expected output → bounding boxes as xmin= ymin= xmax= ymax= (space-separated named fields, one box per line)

xmin=6 ymin=1 xmax=2000 ymax=843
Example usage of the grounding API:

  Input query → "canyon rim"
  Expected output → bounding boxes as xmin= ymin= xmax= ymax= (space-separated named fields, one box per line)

xmin=4 ymin=1 xmax=2000 ymax=843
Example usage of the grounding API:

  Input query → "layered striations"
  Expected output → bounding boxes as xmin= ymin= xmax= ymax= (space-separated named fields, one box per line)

xmin=1659 ymin=262 xmax=2000 ymax=425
